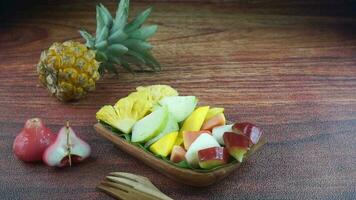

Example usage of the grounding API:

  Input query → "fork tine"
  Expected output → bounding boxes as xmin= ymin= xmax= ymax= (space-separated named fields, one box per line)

xmin=101 ymin=180 xmax=133 ymax=191
xmin=109 ymin=172 xmax=151 ymax=183
xmin=106 ymin=176 xmax=161 ymax=195
xmin=106 ymin=176 xmax=138 ymax=187
xmin=101 ymin=181 xmax=160 ymax=200
xmin=109 ymin=172 xmax=160 ymax=190
xmin=101 ymin=172 xmax=173 ymax=200
xmin=97 ymin=183 xmax=134 ymax=200
xmin=106 ymin=177 xmax=132 ymax=186
xmin=106 ymin=177 xmax=173 ymax=200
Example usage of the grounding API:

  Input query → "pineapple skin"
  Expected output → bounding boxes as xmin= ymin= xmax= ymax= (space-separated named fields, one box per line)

xmin=37 ymin=41 xmax=100 ymax=101
xmin=37 ymin=0 xmax=160 ymax=102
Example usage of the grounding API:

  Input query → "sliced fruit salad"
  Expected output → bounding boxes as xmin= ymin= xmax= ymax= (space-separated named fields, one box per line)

xmin=96 ymin=85 xmax=263 ymax=170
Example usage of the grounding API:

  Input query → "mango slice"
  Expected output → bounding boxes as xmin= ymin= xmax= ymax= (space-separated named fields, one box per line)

xmin=149 ymin=131 xmax=178 ymax=157
xmin=204 ymin=107 xmax=224 ymax=122
xmin=175 ymin=106 xmax=210 ymax=145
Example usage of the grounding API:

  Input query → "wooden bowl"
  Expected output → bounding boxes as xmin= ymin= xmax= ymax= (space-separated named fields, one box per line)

xmin=94 ymin=123 xmax=267 ymax=187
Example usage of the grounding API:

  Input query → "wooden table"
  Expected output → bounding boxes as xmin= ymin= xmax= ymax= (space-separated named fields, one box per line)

xmin=1 ymin=0 xmax=355 ymax=199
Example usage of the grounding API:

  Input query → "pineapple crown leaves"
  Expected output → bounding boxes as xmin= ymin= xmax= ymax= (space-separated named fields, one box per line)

xmin=79 ymin=0 xmax=160 ymax=75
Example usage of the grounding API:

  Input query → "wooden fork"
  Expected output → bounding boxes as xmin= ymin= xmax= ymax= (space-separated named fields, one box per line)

xmin=97 ymin=172 xmax=173 ymax=200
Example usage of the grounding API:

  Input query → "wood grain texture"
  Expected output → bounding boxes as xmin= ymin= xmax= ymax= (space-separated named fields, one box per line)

xmin=0 ymin=0 xmax=356 ymax=199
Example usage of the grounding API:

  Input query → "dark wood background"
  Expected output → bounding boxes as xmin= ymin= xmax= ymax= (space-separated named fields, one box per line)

xmin=1 ymin=0 xmax=355 ymax=199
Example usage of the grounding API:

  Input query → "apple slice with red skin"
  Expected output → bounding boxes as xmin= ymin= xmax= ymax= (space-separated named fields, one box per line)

xmin=198 ymin=147 xmax=229 ymax=169
xmin=201 ymin=113 xmax=226 ymax=131
xmin=43 ymin=123 xmax=91 ymax=167
xmin=170 ymin=145 xmax=186 ymax=163
xmin=223 ymin=132 xmax=250 ymax=162
xmin=183 ymin=130 xmax=211 ymax=150
xmin=185 ymin=133 xmax=220 ymax=167
xmin=13 ymin=118 xmax=56 ymax=162
xmin=232 ymin=122 xmax=263 ymax=145
xmin=212 ymin=124 xmax=233 ymax=145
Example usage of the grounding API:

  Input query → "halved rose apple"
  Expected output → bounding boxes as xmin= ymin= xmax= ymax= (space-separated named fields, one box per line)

xmin=198 ymin=147 xmax=229 ymax=169
xmin=223 ymin=132 xmax=250 ymax=162
xmin=170 ymin=145 xmax=186 ymax=163
xmin=183 ymin=130 xmax=211 ymax=150
xmin=232 ymin=122 xmax=263 ymax=145
xmin=43 ymin=123 xmax=91 ymax=167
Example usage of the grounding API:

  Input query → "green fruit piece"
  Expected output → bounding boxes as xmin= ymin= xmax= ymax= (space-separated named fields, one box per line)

xmin=228 ymin=147 xmax=248 ymax=163
xmin=199 ymin=160 xmax=224 ymax=169
xmin=159 ymin=96 xmax=197 ymax=122
xmin=144 ymin=113 xmax=179 ymax=148
xmin=131 ymin=107 xmax=168 ymax=143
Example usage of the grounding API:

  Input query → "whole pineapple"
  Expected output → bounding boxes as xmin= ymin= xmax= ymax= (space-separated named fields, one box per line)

xmin=37 ymin=0 xmax=160 ymax=101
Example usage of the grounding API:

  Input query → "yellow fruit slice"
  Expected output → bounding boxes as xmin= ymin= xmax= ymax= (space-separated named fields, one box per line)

xmin=114 ymin=97 xmax=152 ymax=133
xmin=96 ymin=105 xmax=136 ymax=134
xmin=175 ymin=137 xmax=184 ymax=147
xmin=96 ymin=96 xmax=152 ymax=134
xmin=204 ymin=107 xmax=224 ymax=122
xmin=127 ymin=90 xmax=154 ymax=107
xmin=175 ymin=106 xmax=210 ymax=145
xmin=115 ymin=96 xmax=151 ymax=119
xmin=149 ymin=131 xmax=178 ymax=157
xmin=97 ymin=85 xmax=178 ymax=134
xmin=201 ymin=113 xmax=226 ymax=131
xmin=136 ymin=85 xmax=178 ymax=105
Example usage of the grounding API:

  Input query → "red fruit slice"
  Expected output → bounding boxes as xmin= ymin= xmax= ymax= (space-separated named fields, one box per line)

xmin=232 ymin=122 xmax=263 ymax=144
xmin=183 ymin=130 xmax=211 ymax=150
xmin=43 ymin=123 xmax=91 ymax=167
xmin=170 ymin=145 xmax=186 ymax=163
xmin=201 ymin=113 xmax=226 ymax=131
xmin=198 ymin=147 xmax=229 ymax=169
xmin=223 ymin=132 xmax=250 ymax=162
xmin=13 ymin=118 xmax=56 ymax=162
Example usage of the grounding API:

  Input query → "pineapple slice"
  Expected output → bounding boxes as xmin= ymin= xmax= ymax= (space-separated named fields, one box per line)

xmin=127 ymin=90 xmax=155 ymax=108
xmin=96 ymin=85 xmax=178 ymax=134
xmin=114 ymin=96 xmax=151 ymax=120
xmin=136 ymin=85 xmax=178 ymax=105
xmin=96 ymin=97 xmax=151 ymax=134
xmin=96 ymin=106 xmax=127 ymax=132
xmin=127 ymin=85 xmax=179 ymax=110
xmin=114 ymin=97 xmax=151 ymax=133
